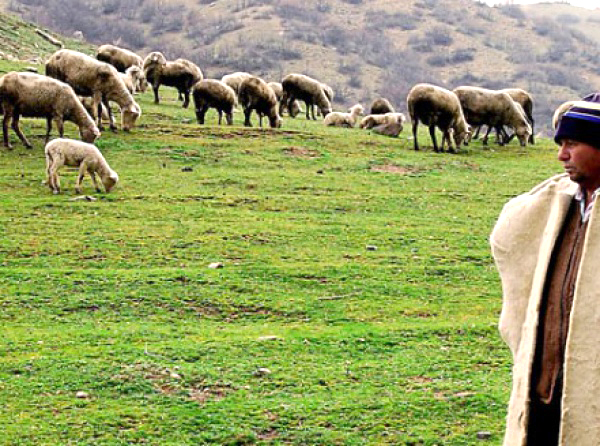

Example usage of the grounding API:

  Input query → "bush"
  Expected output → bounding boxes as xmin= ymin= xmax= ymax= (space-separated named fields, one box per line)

xmin=408 ymin=35 xmax=434 ymax=53
xmin=365 ymin=11 xmax=418 ymax=31
xmin=497 ymin=5 xmax=525 ymax=21
xmin=426 ymin=26 xmax=453 ymax=46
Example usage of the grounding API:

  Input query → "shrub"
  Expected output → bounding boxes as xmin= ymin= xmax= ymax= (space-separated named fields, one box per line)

xmin=426 ymin=26 xmax=453 ymax=46
xmin=497 ymin=5 xmax=525 ymax=21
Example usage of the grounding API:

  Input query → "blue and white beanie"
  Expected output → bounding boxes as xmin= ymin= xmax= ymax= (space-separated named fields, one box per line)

xmin=555 ymin=100 xmax=600 ymax=148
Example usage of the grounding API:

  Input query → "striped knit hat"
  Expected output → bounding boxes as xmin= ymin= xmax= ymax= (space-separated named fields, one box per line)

xmin=555 ymin=100 xmax=600 ymax=148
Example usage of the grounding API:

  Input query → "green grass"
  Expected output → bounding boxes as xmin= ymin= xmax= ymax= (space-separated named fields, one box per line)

xmin=0 ymin=64 xmax=562 ymax=444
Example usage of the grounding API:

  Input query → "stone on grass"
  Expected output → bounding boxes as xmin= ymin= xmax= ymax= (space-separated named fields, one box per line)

xmin=208 ymin=262 xmax=224 ymax=269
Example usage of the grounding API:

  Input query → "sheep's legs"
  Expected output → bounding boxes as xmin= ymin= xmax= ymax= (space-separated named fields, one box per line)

xmin=226 ymin=112 xmax=233 ymax=126
xmin=45 ymin=117 xmax=53 ymax=143
xmin=47 ymin=161 xmax=60 ymax=194
xmin=429 ymin=125 xmax=439 ymax=152
xmin=12 ymin=114 xmax=32 ymax=149
xmin=243 ymin=108 xmax=252 ymax=127
xmin=89 ymin=170 xmax=101 ymax=193
xmin=412 ymin=120 xmax=419 ymax=151
xmin=195 ymin=107 xmax=207 ymax=125
xmin=182 ymin=91 xmax=190 ymax=109
xmin=152 ymin=84 xmax=161 ymax=104
xmin=75 ymin=161 xmax=87 ymax=194
xmin=102 ymin=98 xmax=117 ymax=132
xmin=217 ymin=110 xmax=223 ymax=125
xmin=2 ymin=112 xmax=12 ymax=149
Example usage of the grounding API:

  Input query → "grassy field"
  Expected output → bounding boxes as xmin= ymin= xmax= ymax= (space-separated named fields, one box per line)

xmin=0 ymin=66 xmax=562 ymax=445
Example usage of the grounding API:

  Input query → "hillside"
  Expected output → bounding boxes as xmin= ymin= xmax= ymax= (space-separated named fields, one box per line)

xmin=2 ymin=0 xmax=600 ymax=133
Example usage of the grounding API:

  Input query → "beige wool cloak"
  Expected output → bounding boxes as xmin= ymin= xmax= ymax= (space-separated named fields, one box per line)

xmin=490 ymin=173 xmax=600 ymax=446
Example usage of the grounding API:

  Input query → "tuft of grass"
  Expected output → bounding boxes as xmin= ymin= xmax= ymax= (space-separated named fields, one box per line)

xmin=0 ymin=66 xmax=561 ymax=444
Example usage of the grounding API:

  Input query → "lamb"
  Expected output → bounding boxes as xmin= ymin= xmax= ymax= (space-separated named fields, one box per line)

xmin=45 ymin=138 xmax=118 ymax=194
xmin=192 ymin=79 xmax=236 ymax=125
xmin=238 ymin=76 xmax=282 ymax=128
xmin=281 ymin=73 xmax=332 ymax=120
xmin=96 ymin=44 xmax=143 ymax=73
xmin=221 ymin=72 xmax=253 ymax=99
xmin=120 ymin=66 xmax=147 ymax=94
xmin=499 ymin=88 xmax=535 ymax=144
xmin=359 ymin=112 xmax=405 ymax=130
xmin=453 ymin=86 xmax=531 ymax=147
xmin=0 ymin=71 xmax=100 ymax=149
xmin=143 ymin=52 xmax=203 ymax=108
xmin=46 ymin=49 xmax=141 ymax=132
xmin=323 ymin=103 xmax=364 ymax=127
xmin=407 ymin=83 xmax=471 ymax=153
xmin=369 ymin=98 xmax=395 ymax=115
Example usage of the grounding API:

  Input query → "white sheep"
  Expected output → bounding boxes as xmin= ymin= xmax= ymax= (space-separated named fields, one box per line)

xmin=0 ymin=71 xmax=100 ymax=149
xmin=323 ymin=103 xmax=363 ymax=127
xmin=46 ymin=49 xmax=141 ymax=132
xmin=407 ymin=83 xmax=471 ymax=153
xmin=281 ymin=74 xmax=332 ymax=120
xmin=359 ymin=112 xmax=405 ymax=129
xmin=45 ymin=138 xmax=118 ymax=194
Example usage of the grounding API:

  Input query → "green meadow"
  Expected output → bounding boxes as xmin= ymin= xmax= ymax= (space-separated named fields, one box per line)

xmin=0 ymin=70 xmax=561 ymax=444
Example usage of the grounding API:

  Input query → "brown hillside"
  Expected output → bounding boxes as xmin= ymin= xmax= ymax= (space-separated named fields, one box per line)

xmin=3 ymin=0 xmax=600 ymax=133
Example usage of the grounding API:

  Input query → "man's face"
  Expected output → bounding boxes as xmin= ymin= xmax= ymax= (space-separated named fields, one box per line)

xmin=558 ymin=139 xmax=600 ymax=190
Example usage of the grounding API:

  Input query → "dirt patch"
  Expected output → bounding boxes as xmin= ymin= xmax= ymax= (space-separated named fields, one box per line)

xmin=188 ymin=385 xmax=231 ymax=405
xmin=370 ymin=165 xmax=423 ymax=175
xmin=283 ymin=146 xmax=321 ymax=158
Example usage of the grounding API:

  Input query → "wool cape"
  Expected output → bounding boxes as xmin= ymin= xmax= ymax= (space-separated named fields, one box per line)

xmin=490 ymin=173 xmax=600 ymax=446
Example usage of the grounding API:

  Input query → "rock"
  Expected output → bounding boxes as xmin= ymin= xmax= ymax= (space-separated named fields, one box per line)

xmin=75 ymin=391 xmax=89 ymax=399
xmin=366 ymin=245 xmax=377 ymax=251
xmin=258 ymin=335 xmax=282 ymax=342
xmin=253 ymin=367 xmax=272 ymax=377
xmin=170 ymin=373 xmax=182 ymax=379
xmin=25 ymin=66 xmax=38 ymax=73
xmin=476 ymin=431 xmax=492 ymax=440
xmin=208 ymin=262 xmax=224 ymax=269
xmin=69 ymin=195 xmax=97 ymax=202
xmin=181 ymin=166 xmax=193 ymax=172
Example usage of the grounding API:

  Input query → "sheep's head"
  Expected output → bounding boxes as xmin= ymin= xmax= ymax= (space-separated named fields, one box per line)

xmin=81 ymin=124 xmax=101 ymax=143
xmin=515 ymin=123 xmax=532 ymax=147
xmin=350 ymin=104 xmax=364 ymax=116
xmin=453 ymin=124 xmax=472 ymax=148
xmin=121 ymin=103 xmax=141 ymax=132
xmin=102 ymin=170 xmax=119 ymax=193
xmin=269 ymin=114 xmax=283 ymax=129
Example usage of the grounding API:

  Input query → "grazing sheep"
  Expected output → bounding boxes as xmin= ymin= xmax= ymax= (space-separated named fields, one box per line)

xmin=499 ymin=88 xmax=535 ymax=144
xmin=552 ymin=100 xmax=576 ymax=130
xmin=143 ymin=52 xmax=203 ymax=108
xmin=314 ymin=82 xmax=334 ymax=117
xmin=323 ymin=103 xmax=364 ymax=127
xmin=96 ymin=44 xmax=143 ymax=73
xmin=238 ymin=76 xmax=282 ymax=128
xmin=192 ymin=79 xmax=236 ymax=125
xmin=0 ymin=71 xmax=100 ymax=149
xmin=453 ymin=86 xmax=531 ymax=147
xmin=46 ymin=49 xmax=141 ymax=132
xmin=221 ymin=72 xmax=253 ymax=99
xmin=407 ymin=83 xmax=471 ymax=153
xmin=119 ymin=66 xmax=147 ymax=94
xmin=370 ymin=98 xmax=395 ymax=115
xmin=359 ymin=112 xmax=405 ymax=129
xmin=268 ymin=81 xmax=302 ymax=116
xmin=281 ymin=73 xmax=332 ymax=120
xmin=45 ymin=138 xmax=118 ymax=194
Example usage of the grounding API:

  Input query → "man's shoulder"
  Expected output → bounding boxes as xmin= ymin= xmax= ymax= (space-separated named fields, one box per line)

xmin=504 ymin=173 xmax=575 ymax=210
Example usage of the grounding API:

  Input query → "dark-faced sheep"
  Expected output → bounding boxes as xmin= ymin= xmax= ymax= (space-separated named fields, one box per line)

xmin=46 ymin=49 xmax=141 ymax=132
xmin=45 ymin=138 xmax=118 ymax=194
xmin=323 ymin=103 xmax=363 ymax=127
xmin=192 ymin=79 xmax=236 ymax=125
xmin=407 ymin=83 xmax=471 ymax=153
xmin=0 ymin=71 xmax=100 ymax=149
xmin=281 ymin=74 xmax=332 ymax=120
xmin=370 ymin=98 xmax=395 ymax=115
xmin=453 ymin=86 xmax=531 ymax=147
xmin=143 ymin=52 xmax=203 ymax=108
xmin=238 ymin=76 xmax=282 ymax=128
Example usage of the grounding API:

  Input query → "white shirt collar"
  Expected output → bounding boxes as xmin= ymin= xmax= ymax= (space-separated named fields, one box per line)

xmin=574 ymin=186 xmax=600 ymax=222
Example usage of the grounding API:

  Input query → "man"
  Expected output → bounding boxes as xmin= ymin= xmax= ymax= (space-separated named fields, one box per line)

xmin=491 ymin=100 xmax=600 ymax=446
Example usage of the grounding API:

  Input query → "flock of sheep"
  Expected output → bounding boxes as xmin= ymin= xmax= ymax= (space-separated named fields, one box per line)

xmin=0 ymin=43 xmax=543 ymax=194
